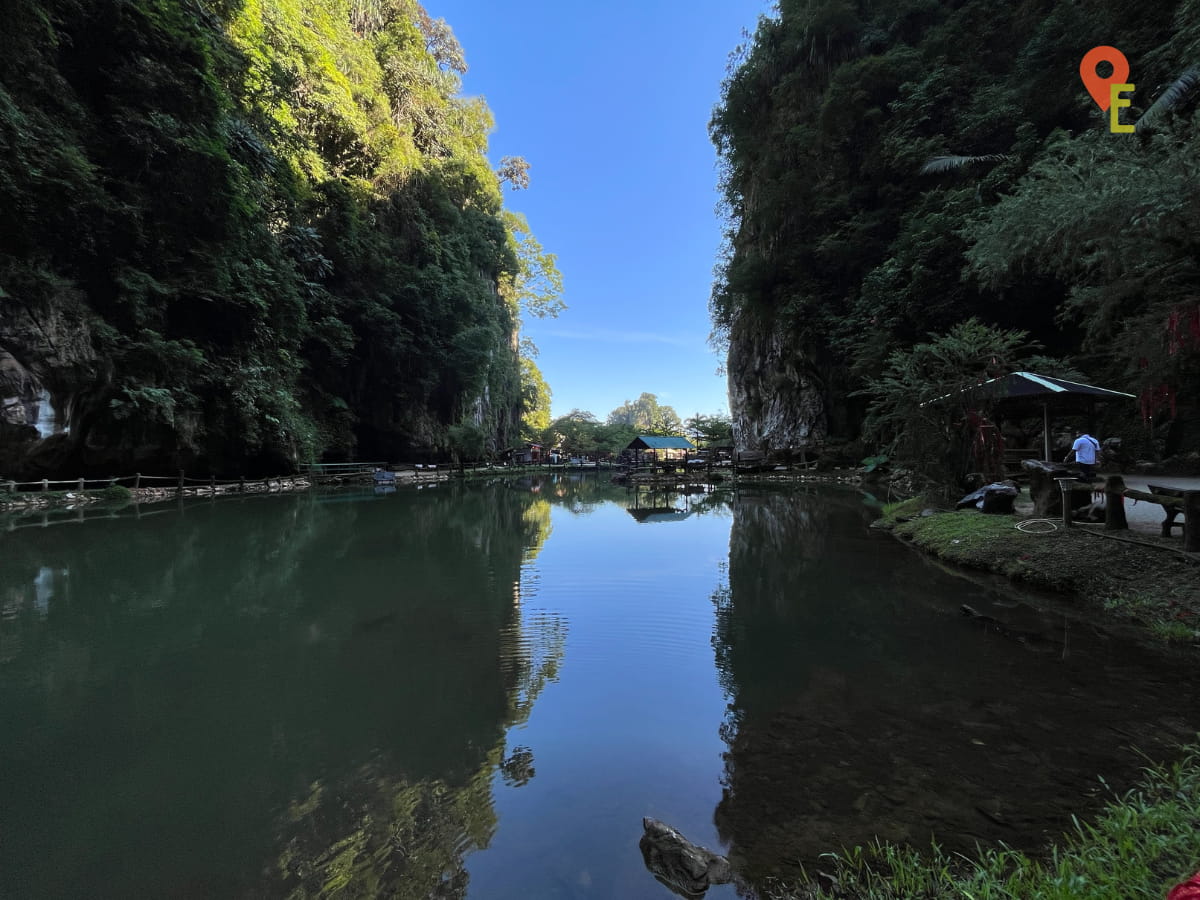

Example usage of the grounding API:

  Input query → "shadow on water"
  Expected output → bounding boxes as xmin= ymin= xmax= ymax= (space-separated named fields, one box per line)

xmin=0 ymin=483 xmax=565 ymax=898
xmin=712 ymin=486 xmax=1198 ymax=888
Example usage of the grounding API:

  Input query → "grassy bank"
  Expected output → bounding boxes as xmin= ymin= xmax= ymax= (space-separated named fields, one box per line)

xmin=877 ymin=499 xmax=1200 ymax=645
xmin=769 ymin=745 xmax=1200 ymax=899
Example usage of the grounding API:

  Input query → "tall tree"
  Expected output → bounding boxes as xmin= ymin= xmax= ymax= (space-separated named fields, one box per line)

xmin=606 ymin=393 xmax=683 ymax=434
xmin=519 ymin=358 xmax=551 ymax=440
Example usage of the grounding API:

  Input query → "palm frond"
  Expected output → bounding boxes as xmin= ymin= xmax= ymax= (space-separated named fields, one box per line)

xmin=1137 ymin=67 xmax=1200 ymax=131
xmin=920 ymin=154 xmax=1012 ymax=175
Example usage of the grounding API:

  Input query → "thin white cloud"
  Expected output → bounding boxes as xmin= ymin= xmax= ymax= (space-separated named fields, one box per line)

xmin=541 ymin=327 xmax=696 ymax=347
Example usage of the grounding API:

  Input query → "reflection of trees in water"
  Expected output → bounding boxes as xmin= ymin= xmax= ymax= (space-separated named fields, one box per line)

xmin=0 ymin=483 xmax=566 ymax=897
xmin=710 ymin=488 xmax=1200 ymax=891
xmin=521 ymin=498 xmax=553 ymax=560
xmin=264 ymin=482 xmax=569 ymax=897
xmin=274 ymin=758 xmax=497 ymax=899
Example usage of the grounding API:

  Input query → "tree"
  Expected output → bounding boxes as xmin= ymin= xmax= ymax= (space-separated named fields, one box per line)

xmin=447 ymin=422 xmax=487 ymax=464
xmin=685 ymin=413 xmax=733 ymax=447
xmin=519 ymin=358 xmax=551 ymax=441
xmin=606 ymin=393 xmax=682 ymax=434
xmin=497 ymin=156 xmax=531 ymax=190
xmin=543 ymin=410 xmax=599 ymax=455
xmin=414 ymin=5 xmax=468 ymax=73
xmin=502 ymin=211 xmax=565 ymax=321
xmin=858 ymin=319 xmax=1068 ymax=489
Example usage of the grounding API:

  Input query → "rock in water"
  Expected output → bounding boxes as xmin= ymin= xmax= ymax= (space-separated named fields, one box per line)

xmin=639 ymin=817 xmax=733 ymax=897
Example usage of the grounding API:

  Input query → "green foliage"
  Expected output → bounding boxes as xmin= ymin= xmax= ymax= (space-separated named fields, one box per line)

xmin=963 ymin=129 xmax=1200 ymax=401
xmin=541 ymin=403 xmax=723 ymax=457
xmin=542 ymin=409 xmax=601 ymax=455
xmin=606 ymin=392 xmax=683 ymax=434
xmin=0 ymin=0 xmax=553 ymax=473
xmin=501 ymin=210 xmax=565 ymax=321
xmin=685 ymin=412 xmax=733 ymax=447
xmin=710 ymin=0 xmax=1200 ymax=460
xmin=858 ymin=319 xmax=1066 ymax=485
xmin=519 ymin=357 xmax=551 ymax=440
xmin=446 ymin=421 xmax=486 ymax=462
xmin=860 ymin=453 xmax=888 ymax=472
xmin=96 ymin=484 xmax=133 ymax=503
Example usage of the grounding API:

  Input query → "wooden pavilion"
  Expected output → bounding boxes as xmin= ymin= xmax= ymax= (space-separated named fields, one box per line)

xmin=625 ymin=435 xmax=695 ymax=464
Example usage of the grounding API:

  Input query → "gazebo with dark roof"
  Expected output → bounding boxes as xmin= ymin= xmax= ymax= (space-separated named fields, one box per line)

xmin=924 ymin=371 xmax=1135 ymax=460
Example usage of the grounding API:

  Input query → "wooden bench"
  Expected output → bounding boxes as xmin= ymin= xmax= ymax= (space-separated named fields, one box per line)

xmin=1107 ymin=479 xmax=1199 ymax=552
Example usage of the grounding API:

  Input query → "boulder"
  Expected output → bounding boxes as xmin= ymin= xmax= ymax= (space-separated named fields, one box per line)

xmin=1022 ymin=459 xmax=1094 ymax=517
xmin=639 ymin=818 xmax=733 ymax=897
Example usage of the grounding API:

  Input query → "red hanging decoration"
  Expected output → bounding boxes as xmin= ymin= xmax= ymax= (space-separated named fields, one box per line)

xmin=1165 ymin=302 xmax=1200 ymax=355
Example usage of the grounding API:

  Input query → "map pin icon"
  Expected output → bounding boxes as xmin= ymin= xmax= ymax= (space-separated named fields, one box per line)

xmin=1080 ymin=46 xmax=1130 ymax=111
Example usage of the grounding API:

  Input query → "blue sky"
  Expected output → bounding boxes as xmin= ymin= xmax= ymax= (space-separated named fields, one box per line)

xmin=428 ymin=0 xmax=772 ymax=422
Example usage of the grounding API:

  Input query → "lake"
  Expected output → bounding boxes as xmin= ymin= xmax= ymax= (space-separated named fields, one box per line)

xmin=1 ymin=476 xmax=1195 ymax=898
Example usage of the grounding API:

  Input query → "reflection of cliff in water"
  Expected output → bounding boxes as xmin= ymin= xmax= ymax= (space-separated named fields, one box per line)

xmin=0 ymin=484 xmax=564 ymax=897
xmin=712 ymin=487 xmax=1198 ymax=888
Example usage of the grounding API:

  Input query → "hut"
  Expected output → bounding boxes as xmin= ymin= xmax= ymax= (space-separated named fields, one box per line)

xmin=507 ymin=442 xmax=543 ymax=465
xmin=625 ymin=435 xmax=695 ymax=465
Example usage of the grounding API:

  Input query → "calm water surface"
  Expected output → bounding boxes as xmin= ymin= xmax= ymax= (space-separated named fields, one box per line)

xmin=1 ymin=477 xmax=1195 ymax=898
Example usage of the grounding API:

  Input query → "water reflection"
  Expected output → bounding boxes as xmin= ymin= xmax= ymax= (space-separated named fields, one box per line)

xmin=712 ymin=487 xmax=1198 ymax=887
xmin=0 ymin=484 xmax=564 ymax=897
xmin=7 ymin=478 xmax=1190 ymax=898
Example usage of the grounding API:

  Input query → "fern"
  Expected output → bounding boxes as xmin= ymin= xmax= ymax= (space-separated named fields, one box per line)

xmin=919 ymin=154 xmax=1012 ymax=175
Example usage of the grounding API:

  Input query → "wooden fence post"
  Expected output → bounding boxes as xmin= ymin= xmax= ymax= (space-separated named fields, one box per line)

xmin=42 ymin=478 xmax=48 ymax=492
xmin=77 ymin=477 xmax=85 ymax=491
xmin=239 ymin=475 xmax=245 ymax=492
xmin=1185 ymin=491 xmax=1200 ymax=553
xmin=177 ymin=469 xmax=184 ymax=494
xmin=135 ymin=473 xmax=141 ymax=489
xmin=1104 ymin=475 xmax=1128 ymax=531
xmin=109 ymin=476 xmax=116 ymax=487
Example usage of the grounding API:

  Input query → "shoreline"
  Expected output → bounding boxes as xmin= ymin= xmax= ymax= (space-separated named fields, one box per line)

xmin=875 ymin=496 xmax=1200 ymax=648
xmin=0 ymin=478 xmax=313 ymax=513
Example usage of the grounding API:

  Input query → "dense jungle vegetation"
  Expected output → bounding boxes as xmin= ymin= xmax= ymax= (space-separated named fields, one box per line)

xmin=711 ymin=0 xmax=1200 ymax=475
xmin=0 ymin=0 xmax=558 ymax=476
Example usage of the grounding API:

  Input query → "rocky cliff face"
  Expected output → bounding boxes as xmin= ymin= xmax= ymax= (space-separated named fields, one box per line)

xmin=0 ymin=290 xmax=102 ymax=477
xmin=727 ymin=311 xmax=827 ymax=454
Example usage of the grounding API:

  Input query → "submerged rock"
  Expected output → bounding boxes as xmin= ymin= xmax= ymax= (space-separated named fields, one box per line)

xmin=639 ymin=817 xmax=733 ymax=897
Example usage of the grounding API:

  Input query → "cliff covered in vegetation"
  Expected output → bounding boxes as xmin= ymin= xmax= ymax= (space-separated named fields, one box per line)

xmin=0 ymin=0 xmax=554 ymax=477
xmin=712 ymin=0 xmax=1200 ymax=464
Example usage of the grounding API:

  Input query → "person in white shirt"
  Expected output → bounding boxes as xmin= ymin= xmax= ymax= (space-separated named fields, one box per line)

xmin=1065 ymin=431 xmax=1101 ymax=481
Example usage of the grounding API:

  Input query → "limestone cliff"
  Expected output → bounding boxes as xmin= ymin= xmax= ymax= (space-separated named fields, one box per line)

xmin=0 ymin=290 xmax=101 ymax=476
xmin=726 ymin=310 xmax=828 ymax=454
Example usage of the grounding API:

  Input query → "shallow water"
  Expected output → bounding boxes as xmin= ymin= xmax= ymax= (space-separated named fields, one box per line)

xmin=0 ymin=477 xmax=1195 ymax=898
